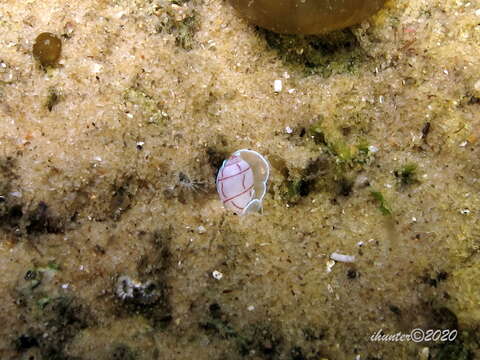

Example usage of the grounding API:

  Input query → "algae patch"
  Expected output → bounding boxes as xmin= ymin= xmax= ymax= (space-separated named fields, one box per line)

xmin=260 ymin=28 xmax=366 ymax=76
xmin=123 ymin=88 xmax=170 ymax=125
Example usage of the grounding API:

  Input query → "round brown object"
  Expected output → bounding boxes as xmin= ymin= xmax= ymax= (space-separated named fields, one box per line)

xmin=32 ymin=32 xmax=62 ymax=67
xmin=228 ymin=0 xmax=387 ymax=35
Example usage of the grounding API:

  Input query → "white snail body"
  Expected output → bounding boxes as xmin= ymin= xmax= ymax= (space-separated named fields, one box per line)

xmin=217 ymin=149 xmax=270 ymax=215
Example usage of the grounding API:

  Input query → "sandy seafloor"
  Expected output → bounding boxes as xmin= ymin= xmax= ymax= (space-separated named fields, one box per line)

xmin=0 ymin=0 xmax=480 ymax=359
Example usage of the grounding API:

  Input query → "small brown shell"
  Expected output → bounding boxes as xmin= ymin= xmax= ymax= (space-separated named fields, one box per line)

xmin=228 ymin=0 xmax=387 ymax=35
xmin=32 ymin=32 xmax=62 ymax=67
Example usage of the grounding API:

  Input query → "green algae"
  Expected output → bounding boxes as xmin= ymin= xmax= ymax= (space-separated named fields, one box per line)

xmin=370 ymin=190 xmax=392 ymax=215
xmin=156 ymin=2 xmax=199 ymax=51
xmin=261 ymin=29 xmax=365 ymax=77
xmin=394 ymin=163 xmax=419 ymax=186
xmin=307 ymin=118 xmax=374 ymax=166
xmin=123 ymin=88 xmax=169 ymax=125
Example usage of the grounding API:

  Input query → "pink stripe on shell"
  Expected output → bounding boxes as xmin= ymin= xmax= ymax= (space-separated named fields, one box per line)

xmin=223 ymin=156 xmax=241 ymax=168
xmin=230 ymin=200 xmax=245 ymax=210
xmin=223 ymin=184 xmax=254 ymax=204
xmin=217 ymin=166 xmax=251 ymax=182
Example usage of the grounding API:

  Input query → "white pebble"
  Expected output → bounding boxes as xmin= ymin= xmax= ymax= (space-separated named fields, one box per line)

xmin=114 ymin=10 xmax=128 ymax=19
xmin=330 ymin=252 xmax=356 ymax=263
xmin=91 ymin=63 xmax=103 ymax=74
xmin=212 ymin=270 xmax=223 ymax=280
xmin=197 ymin=225 xmax=206 ymax=234
xmin=326 ymin=259 xmax=335 ymax=273
xmin=285 ymin=126 xmax=293 ymax=134
xmin=10 ymin=191 xmax=22 ymax=198
xmin=247 ymin=305 xmax=255 ymax=311
xmin=273 ymin=79 xmax=283 ymax=93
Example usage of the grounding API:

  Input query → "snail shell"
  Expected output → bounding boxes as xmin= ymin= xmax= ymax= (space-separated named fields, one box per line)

xmin=228 ymin=0 xmax=387 ymax=35
xmin=217 ymin=149 xmax=269 ymax=215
